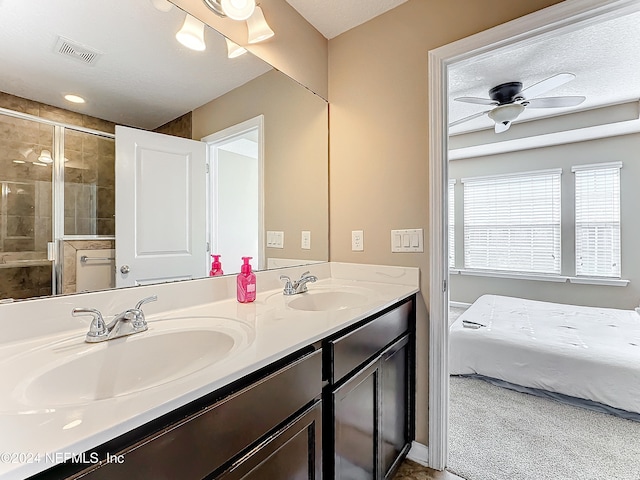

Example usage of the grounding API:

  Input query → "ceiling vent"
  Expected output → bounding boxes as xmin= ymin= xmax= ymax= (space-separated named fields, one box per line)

xmin=54 ymin=36 xmax=102 ymax=65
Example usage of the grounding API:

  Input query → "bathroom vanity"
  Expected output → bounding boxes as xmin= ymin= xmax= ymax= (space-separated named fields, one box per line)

xmin=0 ymin=263 xmax=418 ymax=480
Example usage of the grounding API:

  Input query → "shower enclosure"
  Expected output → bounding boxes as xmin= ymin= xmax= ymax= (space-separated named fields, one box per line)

xmin=0 ymin=105 xmax=115 ymax=301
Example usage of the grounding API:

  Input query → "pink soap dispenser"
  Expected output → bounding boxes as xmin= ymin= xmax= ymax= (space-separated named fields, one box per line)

xmin=209 ymin=255 xmax=224 ymax=277
xmin=237 ymin=257 xmax=256 ymax=303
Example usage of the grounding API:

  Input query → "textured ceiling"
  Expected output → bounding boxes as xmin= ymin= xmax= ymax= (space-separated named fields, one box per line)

xmin=0 ymin=0 xmax=272 ymax=129
xmin=284 ymin=0 xmax=408 ymax=39
xmin=449 ymin=10 xmax=640 ymax=135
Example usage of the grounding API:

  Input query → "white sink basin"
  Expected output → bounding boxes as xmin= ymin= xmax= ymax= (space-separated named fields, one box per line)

xmin=0 ymin=316 xmax=253 ymax=411
xmin=282 ymin=286 xmax=374 ymax=312
xmin=287 ymin=291 xmax=369 ymax=311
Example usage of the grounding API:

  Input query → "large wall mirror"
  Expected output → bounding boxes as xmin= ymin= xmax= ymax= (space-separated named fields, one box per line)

xmin=0 ymin=0 xmax=328 ymax=301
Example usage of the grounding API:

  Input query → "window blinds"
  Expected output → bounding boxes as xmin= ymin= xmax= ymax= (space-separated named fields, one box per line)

xmin=573 ymin=163 xmax=621 ymax=278
xmin=448 ymin=179 xmax=455 ymax=269
xmin=463 ymin=169 xmax=562 ymax=274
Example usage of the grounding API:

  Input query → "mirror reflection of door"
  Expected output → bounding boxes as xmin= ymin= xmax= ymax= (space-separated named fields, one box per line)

xmin=115 ymin=126 xmax=207 ymax=287
xmin=202 ymin=116 xmax=264 ymax=275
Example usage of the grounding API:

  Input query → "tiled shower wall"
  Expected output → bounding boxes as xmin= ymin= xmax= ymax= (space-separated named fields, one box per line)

xmin=0 ymin=91 xmax=116 ymax=300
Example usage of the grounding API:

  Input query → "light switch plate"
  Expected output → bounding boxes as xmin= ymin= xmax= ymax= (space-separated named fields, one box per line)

xmin=391 ymin=228 xmax=423 ymax=252
xmin=267 ymin=230 xmax=284 ymax=248
xmin=301 ymin=231 xmax=311 ymax=250
xmin=352 ymin=230 xmax=364 ymax=251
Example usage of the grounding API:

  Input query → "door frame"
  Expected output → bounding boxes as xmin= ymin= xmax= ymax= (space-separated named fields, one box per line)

xmin=427 ymin=0 xmax=640 ymax=470
xmin=201 ymin=115 xmax=265 ymax=271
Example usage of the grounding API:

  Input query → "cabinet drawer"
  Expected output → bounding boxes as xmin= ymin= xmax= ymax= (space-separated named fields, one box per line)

xmin=74 ymin=349 xmax=323 ymax=480
xmin=328 ymin=300 xmax=411 ymax=384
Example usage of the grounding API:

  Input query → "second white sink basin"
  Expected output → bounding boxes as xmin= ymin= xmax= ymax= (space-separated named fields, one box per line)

xmin=1 ymin=316 xmax=253 ymax=411
xmin=285 ymin=289 xmax=371 ymax=312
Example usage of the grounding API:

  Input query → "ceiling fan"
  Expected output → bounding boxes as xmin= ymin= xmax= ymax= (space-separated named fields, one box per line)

xmin=450 ymin=73 xmax=586 ymax=133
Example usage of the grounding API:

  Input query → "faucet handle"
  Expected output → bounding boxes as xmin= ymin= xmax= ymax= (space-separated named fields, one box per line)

xmin=280 ymin=275 xmax=296 ymax=295
xmin=135 ymin=295 xmax=157 ymax=310
xmin=130 ymin=295 xmax=157 ymax=327
xmin=72 ymin=307 xmax=108 ymax=341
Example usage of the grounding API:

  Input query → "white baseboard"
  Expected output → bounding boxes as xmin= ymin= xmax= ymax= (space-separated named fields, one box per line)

xmin=449 ymin=301 xmax=471 ymax=309
xmin=407 ymin=441 xmax=429 ymax=466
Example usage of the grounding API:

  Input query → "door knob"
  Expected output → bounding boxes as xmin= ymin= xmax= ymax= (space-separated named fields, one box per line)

xmin=120 ymin=265 xmax=130 ymax=274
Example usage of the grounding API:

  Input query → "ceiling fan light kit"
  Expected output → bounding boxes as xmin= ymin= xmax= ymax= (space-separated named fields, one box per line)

xmin=451 ymin=72 xmax=586 ymax=133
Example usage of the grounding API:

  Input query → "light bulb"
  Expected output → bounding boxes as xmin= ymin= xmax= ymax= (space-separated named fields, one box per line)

xmin=176 ymin=14 xmax=206 ymax=51
xmin=221 ymin=0 xmax=255 ymax=20
xmin=247 ymin=6 xmax=274 ymax=44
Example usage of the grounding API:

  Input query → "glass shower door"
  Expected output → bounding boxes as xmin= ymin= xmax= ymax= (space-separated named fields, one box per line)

xmin=0 ymin=112 xmax=54 ymax=300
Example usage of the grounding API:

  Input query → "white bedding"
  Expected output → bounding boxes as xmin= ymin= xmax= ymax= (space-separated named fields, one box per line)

xmin=450 ymin=294 xmax=640 ymax=414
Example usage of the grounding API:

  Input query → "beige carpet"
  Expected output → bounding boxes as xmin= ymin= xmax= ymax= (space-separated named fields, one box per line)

xmin=448 ymin=376 xmax=640 ymax=480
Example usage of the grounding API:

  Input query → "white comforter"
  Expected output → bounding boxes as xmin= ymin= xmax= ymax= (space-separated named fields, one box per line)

xmin=450 ymin=294 xmax=640 ymax=414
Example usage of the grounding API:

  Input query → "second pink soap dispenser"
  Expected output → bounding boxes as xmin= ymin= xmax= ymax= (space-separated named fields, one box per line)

xmin=237 ymin=257 xmax=256 ymax=303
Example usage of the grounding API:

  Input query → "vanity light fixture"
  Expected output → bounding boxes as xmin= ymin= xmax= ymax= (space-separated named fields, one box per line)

xmin=203 ymin=0 xmax=256 ymax=21
xmin=150 ymin=0 xmax=173 ymax=12
xmin=32 ymin=162 xmax=48 ymax=167
xmin=176 ymin=14 xmax=207 ymax=51
xmin=225 ymin=38 xmax=247 ymax=58
xmin=12 ymin=160 xmax=26 ymax=164
xmin=247 ymin=6 xmax=274 ymax=44
xmin=64 ymin=94 xmax=85 ymax=104
xmin=38 ymin=150 xmax=53 ymax=164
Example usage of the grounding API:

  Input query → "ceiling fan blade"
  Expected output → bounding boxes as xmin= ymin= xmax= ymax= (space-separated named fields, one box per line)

xmin=449 ymin=110 xmax=491 ymax=127
xmin=454 ymin=97 xmax=498 ymax=106
xmin=525 ymin=96 xmax=586 ymax=108
xmin=520 ymin=73 xmax=576 ymax=99
xmin=494 ymin=121 xmax=511 ymax=133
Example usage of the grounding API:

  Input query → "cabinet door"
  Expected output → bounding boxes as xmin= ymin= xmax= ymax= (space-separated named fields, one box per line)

xmin=380 ymin=336 xmax=410 ymax=479
xmin=333 ymin=360 xmax=380 ymax=480
xmin=216 ymin=399 xmax=322 ymax=480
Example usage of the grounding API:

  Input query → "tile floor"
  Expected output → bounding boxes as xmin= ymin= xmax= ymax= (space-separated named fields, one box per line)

xmin=393 ymin=460 xmax=464 ymax=480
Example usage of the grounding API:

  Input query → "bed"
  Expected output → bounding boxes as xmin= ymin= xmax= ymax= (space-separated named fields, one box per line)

xmin=449 ymin=294 xmax=640 ymax=416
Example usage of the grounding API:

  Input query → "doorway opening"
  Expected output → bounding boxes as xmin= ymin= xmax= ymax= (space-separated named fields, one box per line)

xmin=202 ymin=115 xmax=264 ymax=274
xmin=428 ymin=0 xmax=640 ymax=472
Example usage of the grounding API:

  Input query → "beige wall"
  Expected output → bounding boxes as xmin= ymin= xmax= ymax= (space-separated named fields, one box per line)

xmin=327 ymin=0 xmax=563 ymax=445
xmin=170 ymin=0 xmax=328 ymax=99
xmin=192 ymin=70 xmax=329 ymax=266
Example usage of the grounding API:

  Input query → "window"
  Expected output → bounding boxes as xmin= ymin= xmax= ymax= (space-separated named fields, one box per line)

xmin=462 ymin=169 xmax=562 ymax=274
xmin=448 ymin=179 xmax=456 ymax=269
xmin=573 ymin=162 xmax=621 ymax=278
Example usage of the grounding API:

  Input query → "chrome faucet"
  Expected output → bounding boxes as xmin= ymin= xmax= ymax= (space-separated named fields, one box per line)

xmin=279 ymin=271 xmax=318 ymax=295
xmin=72 ymin=295 xmax=157 ymax=343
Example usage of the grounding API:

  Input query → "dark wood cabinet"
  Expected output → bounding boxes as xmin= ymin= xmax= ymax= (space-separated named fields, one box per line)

xmin=216 ymin=399 xmax=322 ymax=480
xmin=326 ymin=298 xmax=415 ymax=480
xmin=333 ymin=359 xmax=379 ymax=479
xmin=380 ymin=335 xmax=410 ymax=479
xmin=35 ymin=295 xmax=414 ymax=480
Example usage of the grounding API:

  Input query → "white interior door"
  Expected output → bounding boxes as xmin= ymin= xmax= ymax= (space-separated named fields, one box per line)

xmin=115 ymin=126 xmax=207 ymax=288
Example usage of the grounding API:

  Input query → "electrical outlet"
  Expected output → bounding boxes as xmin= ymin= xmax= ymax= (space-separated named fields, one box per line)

xmin=301 ymin=231 xmax=311 ymax=250
xmin=352 ymin=230 xmax=364 ymax=251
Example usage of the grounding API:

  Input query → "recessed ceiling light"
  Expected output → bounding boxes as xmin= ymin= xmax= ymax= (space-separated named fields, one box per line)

xmin=64 ymin=94 xmax=86 ymax=104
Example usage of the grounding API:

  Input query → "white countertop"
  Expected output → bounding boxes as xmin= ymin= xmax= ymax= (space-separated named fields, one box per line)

xmin=0 ymin=263 xmax=419 ymax=479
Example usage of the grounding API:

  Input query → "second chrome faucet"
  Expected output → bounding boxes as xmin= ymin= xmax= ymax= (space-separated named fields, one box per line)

xmin=280 ymin=272 xmax=318 ymax=295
